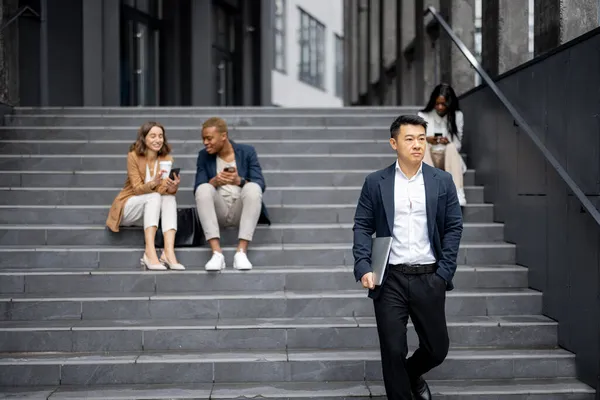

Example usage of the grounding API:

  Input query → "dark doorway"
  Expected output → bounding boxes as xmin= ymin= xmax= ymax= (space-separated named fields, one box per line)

xmin=120 ymin=1 xmax=163 ymax=106
xmin=212 ymin=0 xmax=243 ymax=106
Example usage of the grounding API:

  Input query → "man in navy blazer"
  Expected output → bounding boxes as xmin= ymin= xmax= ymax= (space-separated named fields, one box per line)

xmin=353 ymin=115 xmax=463 ymax=400
xmin=194 ymin=117 xmax=270 ymax=271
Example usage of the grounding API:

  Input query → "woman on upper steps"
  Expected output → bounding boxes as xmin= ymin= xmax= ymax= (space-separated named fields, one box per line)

xmin=106 ymin=121 xmax=185 ymax=271
xmin=418 ymin=83 xmax=468 ymax=206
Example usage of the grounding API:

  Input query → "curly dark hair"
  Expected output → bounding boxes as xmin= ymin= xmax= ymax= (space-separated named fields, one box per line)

xmin=129 ymin=121 xmax=172 ymax=156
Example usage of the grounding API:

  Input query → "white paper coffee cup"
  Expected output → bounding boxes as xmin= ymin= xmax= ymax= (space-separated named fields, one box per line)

xmin=159 ymin=161 xmax=172 ymax=179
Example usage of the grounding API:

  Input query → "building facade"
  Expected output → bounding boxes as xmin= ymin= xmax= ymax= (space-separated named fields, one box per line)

xmin=271 ymin=0 xmax=344 ymax=107
xmin=0 ymin=0 xmax=343 ymax=108
xmin=343 ymin=0 xmax=600 ymax=106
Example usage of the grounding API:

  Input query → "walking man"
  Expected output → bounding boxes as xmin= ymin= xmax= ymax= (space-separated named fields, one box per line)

xmin=352 ymin=115 xmax=463 ymax=399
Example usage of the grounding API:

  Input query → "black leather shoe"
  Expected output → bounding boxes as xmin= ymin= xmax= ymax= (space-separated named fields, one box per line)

xmin=411 ymin=376 xmax=432 ymax=400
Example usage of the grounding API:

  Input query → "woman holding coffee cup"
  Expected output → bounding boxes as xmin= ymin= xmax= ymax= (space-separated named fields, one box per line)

xmin=106 ymin=121 xmax=185 ymax=271
xmin=418 ymin=83 xmax=467 ymax=206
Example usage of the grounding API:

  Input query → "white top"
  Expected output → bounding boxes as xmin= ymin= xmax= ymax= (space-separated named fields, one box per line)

xmin=145 ymin=160 xmax=158 ymax=184
xmin=388 ymin=161 xmax=436 ymax=265
xmin=216 ymin=156 xmax=242 ymax=208
xmin=418 ymin=110 xmax=464 ymax=151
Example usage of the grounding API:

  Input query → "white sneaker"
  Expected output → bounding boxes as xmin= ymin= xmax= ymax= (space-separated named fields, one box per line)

xmin=457 ymin=188 xmax=467 ymax=207
xmin=233 ymin=250 xmax=253 ymax=270
xmin=205 ymin=251 xmax=226 ymax=271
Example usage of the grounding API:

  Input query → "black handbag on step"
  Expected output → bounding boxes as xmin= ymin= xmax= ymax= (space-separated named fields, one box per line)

xmin=155 ymin=207 xmax=205 ymax=248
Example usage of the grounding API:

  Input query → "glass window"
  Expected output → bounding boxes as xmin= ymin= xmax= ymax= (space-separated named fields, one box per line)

xmin=298 ymin=8 xmax=326 ymax=89
xmin=273 ymin=0 xmax=286 ymax=73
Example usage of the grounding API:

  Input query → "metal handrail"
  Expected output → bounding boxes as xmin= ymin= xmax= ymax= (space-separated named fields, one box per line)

xmin=425 ymin=6 xmax=600 ymax=226
xmin=0 ymin=6 xmax=40 ymax=33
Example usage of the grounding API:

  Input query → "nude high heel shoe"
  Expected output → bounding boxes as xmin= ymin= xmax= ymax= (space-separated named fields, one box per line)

xmin=140 ymin=253 xmax=167 ymax=271
xmin=160 ymin=252 xmax=186 ymax=270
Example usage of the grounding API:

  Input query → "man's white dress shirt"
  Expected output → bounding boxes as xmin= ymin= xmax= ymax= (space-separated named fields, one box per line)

xmin=388 ymin=161 xmax=437 ymax=265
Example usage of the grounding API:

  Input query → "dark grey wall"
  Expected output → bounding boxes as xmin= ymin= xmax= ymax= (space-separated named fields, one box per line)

xmin=48 ymin=0 xmax=82 ymax=106
xmin=18 ymin=0 xmax=40 ymax=106
xmin=461 ymin=28 xmax=600 ymax=393
xmin=19 ymin=0 xmax=83 ymax=106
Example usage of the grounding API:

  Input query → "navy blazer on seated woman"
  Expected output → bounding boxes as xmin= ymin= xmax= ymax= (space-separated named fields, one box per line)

xmin=193 ymin=141 xmax=271 ymax=225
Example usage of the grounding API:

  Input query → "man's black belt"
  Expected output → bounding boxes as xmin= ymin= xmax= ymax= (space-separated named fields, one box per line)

xmin=389 ymin=263 xmax=437 ymax=274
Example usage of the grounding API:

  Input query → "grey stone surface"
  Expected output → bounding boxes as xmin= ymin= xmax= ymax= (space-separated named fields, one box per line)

xmin=6 ymin=114 xmax=399 ymax=127
xmin=0 ymin=126 xmax=391 ymax=141
xmin=0 ymin=222 xmax=504 ymax=246
xmin=0 ymin=107 xmax=593 ymax=396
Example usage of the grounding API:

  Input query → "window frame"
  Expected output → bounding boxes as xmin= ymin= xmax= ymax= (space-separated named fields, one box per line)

xmin=273 ymin=0 xmax=287 ymax=73
xmin=297 ymin=7 xmax=326 ymax=90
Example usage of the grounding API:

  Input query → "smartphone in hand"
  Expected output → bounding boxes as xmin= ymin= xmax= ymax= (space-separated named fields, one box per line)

xmin=169 ymin=168 xmax=180 ymax=180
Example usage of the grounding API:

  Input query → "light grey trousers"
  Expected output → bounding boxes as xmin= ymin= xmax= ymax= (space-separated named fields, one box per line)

xmin=194 ymin=182 xmax=262 ymax=241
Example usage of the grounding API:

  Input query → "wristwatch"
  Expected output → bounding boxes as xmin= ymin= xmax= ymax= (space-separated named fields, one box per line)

xmin=239 ymin=177 xmax=247 ymax=187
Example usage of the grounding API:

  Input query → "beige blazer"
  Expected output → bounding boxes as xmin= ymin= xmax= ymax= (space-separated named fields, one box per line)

xmin=106 ymin=151 xmax=176 ymax=232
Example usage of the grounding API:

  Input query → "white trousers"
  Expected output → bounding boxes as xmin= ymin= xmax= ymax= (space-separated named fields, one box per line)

xmin=121 ymin=193 xmax=177 ymax=232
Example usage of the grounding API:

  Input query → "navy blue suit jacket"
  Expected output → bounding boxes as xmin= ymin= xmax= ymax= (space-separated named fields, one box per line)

xmin=352 ymin=162 xmax=463 ymax=299
xmin=194 ymin=142 xmax=271 ymax=225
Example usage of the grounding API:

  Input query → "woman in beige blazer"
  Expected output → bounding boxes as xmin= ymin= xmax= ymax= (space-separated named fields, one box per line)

xmin=106 ymin=121 xmax=185 ymax=270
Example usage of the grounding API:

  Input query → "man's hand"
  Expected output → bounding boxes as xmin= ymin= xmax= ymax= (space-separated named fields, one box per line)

xmin=361 ymin=272 xmax=375 ymax=290
xmin=210 ymin=169 xmax=240 ymax=187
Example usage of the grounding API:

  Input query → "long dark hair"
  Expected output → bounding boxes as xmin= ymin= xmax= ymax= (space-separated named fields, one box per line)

xmin=129 ymin=121 xmax=172 ymax=156
xmin=421 ymin=83 xmax=460 ymax=141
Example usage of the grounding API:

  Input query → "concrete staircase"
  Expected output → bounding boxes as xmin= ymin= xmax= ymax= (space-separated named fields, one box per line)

xmin=0 ymin=107 xmax=594 ymax=399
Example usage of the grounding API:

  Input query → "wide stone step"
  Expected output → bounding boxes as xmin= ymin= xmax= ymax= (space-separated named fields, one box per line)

xmin=0 ymin=288 xmax=541 ymax=320
xmin=0 ymin=126 xmax=391 ymax=141
xmin=0 ymin=265 xmax=528 ymax=294
xmin=12 ymin=106 xmax=420 ymax=115
xmin=0 ymin=378 xmax=594 ymax=399
xmin=0 ymin=139 xmax=396 ymax=155
xmin=0 ymin=185 xmax=485 ymax=205
xmin=0 ymin=243 xmax=515 ymax=268
xmin=0 ymin=315 xmax=557 ymax=353
xmin=0 ymin=169 xmax=477 ymax=187
xmin=0 ymin=203 xmax=494 ymax=225
xmin=0 ymin=154 xmax=399 ymax=171
xmin=5 ymin=114 xmax=402 ymax=127
xmin=0 ymin=222 xmax=504 ymax=246
xmin=0 ymin=348 xmax=576 ymax=386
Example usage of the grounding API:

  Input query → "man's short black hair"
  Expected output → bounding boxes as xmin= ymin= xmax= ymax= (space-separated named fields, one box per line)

xmin=390 ymin=114 xmax=428 ymax=138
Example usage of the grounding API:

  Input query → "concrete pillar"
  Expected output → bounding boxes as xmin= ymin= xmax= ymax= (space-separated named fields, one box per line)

xmin=482 ymin=0 xmax=530 ymax=77
xmin=343 ymin=0 xmax=357 ymax=105
xmin=535 ymin=0 xmax=599 ymax=56
xmin=400 ymin=0 xmax=415 ymax=104
xmin=190 ymin=0 xmax=213 ymax=106
xmin=259 ymin=0 xmax=273 ymax=106
xmin=394 ymin=0 xmax=402 ymax=105
xmin=102 ymin=0 xmax=120 ymax=106
xmin=449 ymin=0 xmax=476 ymax=95
xmin=82 ymin=0 xmax=103 ymax=106
xmin=414 ymin=0 xmax=425 ymax=105
xmin=0 ymin=0 xmax=20 ymax=105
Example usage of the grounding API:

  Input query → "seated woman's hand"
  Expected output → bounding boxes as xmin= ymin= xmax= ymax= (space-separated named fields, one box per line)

xmin=439 ymin=137 xmax=450 ymax=145
xmin=426 ymin=137 xmax=439 ymax=145
xmin=151 ymin=170 xmax=165 ymax=188
xmin=166 ymin=172 xmax=180 ymax=192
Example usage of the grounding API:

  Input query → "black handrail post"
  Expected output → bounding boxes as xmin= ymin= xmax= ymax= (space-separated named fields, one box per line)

xmin=39 ymin=0 xmax=49 ymax=107
xmin=424 ymin=5 xmax=600 ymax=227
